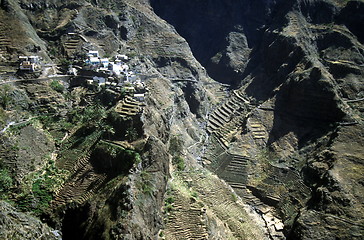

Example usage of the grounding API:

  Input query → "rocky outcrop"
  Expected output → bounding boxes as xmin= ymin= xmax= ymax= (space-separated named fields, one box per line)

xmin=0 ymin=0 xmax=363 ymax=239
xmin=152 ymin=0 xmax=364 ymax=239
xmin=150 ymin=0 xmax=279 ymax=85
xmin=0 ymin=0 xmax=50 ymax=61
xmin=337 ymin=0 xmax=364 ymax=44
xmin=0 ymin=1 xmax=212 ymax=239
xmin=0 ymin=201 xmax=60 ymax=240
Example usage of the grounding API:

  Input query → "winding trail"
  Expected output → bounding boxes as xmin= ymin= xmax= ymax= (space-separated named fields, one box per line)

xmin=0 ymin=118 xmax=33 ymax=133
xmin=0 ymin=75 xmax=72 ymax=85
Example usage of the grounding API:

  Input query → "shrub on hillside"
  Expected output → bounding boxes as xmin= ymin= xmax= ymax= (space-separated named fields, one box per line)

xmin=50 ymin=80 xmax=64 ymax=93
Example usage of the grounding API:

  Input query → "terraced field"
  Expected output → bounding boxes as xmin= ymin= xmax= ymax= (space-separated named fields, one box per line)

xmin=53 ymin=130 xmax=106 ymax=206
xmin=163 ymin=170 xmax=269 ymax=240
xmin=115 ymin=96 xmax=145 ymax=117
xmin=164 ymin=188 xmax=208 ymax=240
xmin=63 ymin=34 xmax=84 ymax=57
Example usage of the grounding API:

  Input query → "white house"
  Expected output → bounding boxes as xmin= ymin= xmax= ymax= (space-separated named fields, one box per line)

xmin=115 ymin=54 xmax=128 ymax=61
xmin=87 ymin=57 xmax=100 ymax=65
xmin=93 ymin=76 xmax=106 ymax=85
xmin=126 ymin=71 xmax=137 ymax=82
xmin=108 ymin=62 xmax=122 ymax=76
xmin=88 ymin=51 xmax=99 ymax=58
xmin=19 ymin=56 xmax=41 ymax=72
xmin=133 ymin=93 xmax=145 ymax=102
xmin=107 ymin=62 xmax=129 ymax=76
xmin=122 ymin=64 xmax=129 ymax=73
xmin=100 ymin=58 xmax=109 ymax=68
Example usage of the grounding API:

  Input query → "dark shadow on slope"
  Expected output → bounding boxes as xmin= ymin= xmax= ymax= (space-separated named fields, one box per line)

xmin=62 ymin=204 xmax=92 ymax=240
xmin=267 ymin=67 xmax=345 ymax=148
xmin=150 ymin=0 xmax=279 ymax=85
xmin=337 ymin=1 xmax=364 ymax=44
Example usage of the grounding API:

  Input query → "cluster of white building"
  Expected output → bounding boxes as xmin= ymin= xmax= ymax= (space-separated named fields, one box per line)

xmin=17 ymin=51 xmax=147 ymax=102
xmin=85 ymin=51 xmax=130 ymax=77
xmin=84 ymin=51 xmax=147 ymax=101
xmin=18 ymin=56 xmax=41 ymax=72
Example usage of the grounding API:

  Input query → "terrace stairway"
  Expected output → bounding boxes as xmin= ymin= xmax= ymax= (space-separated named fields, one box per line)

xmin=0 ymin=18 xmax=15 ymax=76
xmin=202 ymin=91 xmax=287 ymax=238
xmin=173 ymin=171 xmax=270 ymax=239
xmin=207 ymin=89 xmax=250 ymax=147
xmin=63 ymin=34 xmax=84 ymax=58
xmin=164 ymin=189 xmax=208 ymax=240
xmin=203 ymin=134 xmax=249 ymax=187
xmin=226 ymin=182 xmax=269 ymax=213
xmin=0 ymin=20 xmax=11 ymax=58
xmin=53 ymin=130 xmax=107 ymax=206
xmin=53 ymin=161 xmax=107 ymax=206
xmin=219 ymin=154 xmax=249 ymax=184
xmin=115 ymin=96 xmax=145 ymax=117
xmin=248 ymin=119 xmax=268 ymax=140
xmin=53 ymin=148 xmax=108 ymax=206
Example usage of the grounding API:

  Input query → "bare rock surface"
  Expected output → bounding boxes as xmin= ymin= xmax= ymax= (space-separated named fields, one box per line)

xmin=0 ymin=0 xmax=363 ymax=239
xmin=0 ymin=201 xmax=60 ymax=240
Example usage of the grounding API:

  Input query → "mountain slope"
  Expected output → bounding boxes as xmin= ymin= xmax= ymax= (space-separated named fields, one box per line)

xmin=0 ymin=0 xmax=363 ymax=239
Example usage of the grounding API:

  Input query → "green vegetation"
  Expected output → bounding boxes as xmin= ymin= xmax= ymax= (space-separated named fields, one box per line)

xmin=50 ymin=80 xmax=65 ymax=93
xmin=173 ymin=156 xmax=185 ymax=171
xmin=36 ymin=115 xmax=73 ymax=144
xmin=0 ymin=85 xmax=12 ymax=110
xmin=9 ymin=121 xmax=32 ymax=134
xmin=14 ymin=157 xmax=68 ymax=215
xmin=48 ymin=46 xmax=59 ymax=57
xmin=0 ymin=108 xmax=6 ymax=126
xmin=65 ymin=104 xmax=114 ymax=138
xmin=170 ymin=135 xmax=186 ymax=171
xmin=125 ymin=127 xmax=137 ymax=141
xmin=81 ymin=104 xmax=107 ymax=126
xmin=59 ymin=58 xmax=71 ymax=66
xmin=169 ymin=135 xmax=184 ymax=156
xmin=107 ymin=110 xmax=142 ymax=142
xmin=0 ymin=168 xmax=13 ymax=193
xmin=165 ymin=196 xmax=175 ymax=205
xmin=191 ymin=191 xmax=198 ymax=199
xmin=102 ymin=124 xmax=115 ymax=139
xmin=30 ymin=178 xmax=54 ymax=215
xmin=138 ymin=170 xmax=155 ymax=196
xmin=164 ymin=203 xmax=173 ymax=213
xmin=97 ymin=141 xmax=140 ymax=164
xmin=231 ymin=193 xmax=238 ymax=202
xmin=134 ymin=151 xmax=142 ymax=165
xmin=126 ymin=149 xmax=141 ymax=164
xmin=164 ymin=189 xmax=175 ymax=213
xmin=39 ymin=115 xmax=73 ymax=131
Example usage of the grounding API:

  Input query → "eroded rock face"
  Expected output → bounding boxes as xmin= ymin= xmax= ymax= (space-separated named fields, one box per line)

xmin=0 ymin=201 xmax=60 ymax=240
xmin=1 ymin=0 xmax=211 ymax=239
xmin=150 ymin=0 xmax=280 ymax=85
xmin=0 ymin=0 xmax=363 ymax=239
xmin=338 ymin=0 xmax=364 ymax=44
xmin=151 ymin=0 xmax=364 ymax=239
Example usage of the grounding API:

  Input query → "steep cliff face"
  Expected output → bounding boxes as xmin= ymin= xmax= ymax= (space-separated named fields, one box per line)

xmin=0 ymin=201 xmax=60 ymax=240
xmin=0 ymin=0 xmax=363 ymax=239
xmin=0 ymin=0 xmax=213 ymax=239
xmin=150 ymin=0 xmax=279 ymax=85
xmin=152 ymin=0 xmax=364 ymax=239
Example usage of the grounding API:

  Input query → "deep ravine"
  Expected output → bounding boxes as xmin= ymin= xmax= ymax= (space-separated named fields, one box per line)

xmin=0 ymin=0 xmax=363 ymax=240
